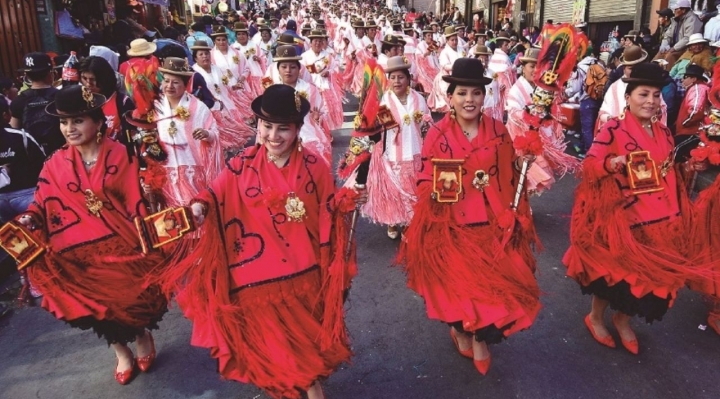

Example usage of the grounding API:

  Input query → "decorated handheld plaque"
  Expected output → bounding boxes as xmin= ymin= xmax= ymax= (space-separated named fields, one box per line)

xmin=135 ymin=206 xmax=195 ymax=253
xmin=626 ymin=151 xmax=663 ymax=195
xmin=0 ymin=222 xmax=46 ymax=271
xmin=377 ymin=105 xmax=399 ymax=130
xmin=431 ymin=159 xmax=465 ymax=203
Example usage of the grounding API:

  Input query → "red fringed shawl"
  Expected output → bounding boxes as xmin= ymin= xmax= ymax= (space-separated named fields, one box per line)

xmin=161 ymin=144 xmax=358 ymax=370
xmin=564 ymin=114 xmax=700 ymax=300
xmin=397 ymin=114 xmax=541 ymax=335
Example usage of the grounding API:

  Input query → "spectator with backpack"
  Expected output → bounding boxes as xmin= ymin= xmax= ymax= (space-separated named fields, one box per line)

xmin=566 ymin=51 xmax=608 ymax=156
xmin=9 ymin=52 xmax=64 ymax=155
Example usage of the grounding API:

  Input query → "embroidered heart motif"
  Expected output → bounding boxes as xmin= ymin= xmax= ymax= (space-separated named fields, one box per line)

xmin=225 ymin=218 xmax=265 ymax=268
xmin=43 ymin=197 xmax=81 ymax=237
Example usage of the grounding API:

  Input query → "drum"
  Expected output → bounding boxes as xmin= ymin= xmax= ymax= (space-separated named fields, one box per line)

xmin=558 ymin=103 xmax=580 ymax=129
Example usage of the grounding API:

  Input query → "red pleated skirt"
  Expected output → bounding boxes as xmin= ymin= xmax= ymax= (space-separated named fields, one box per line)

xmin=176 ymin=267 xmax=351 ymax=399
xmin=27 ymin=235 xmax=167 ymax=344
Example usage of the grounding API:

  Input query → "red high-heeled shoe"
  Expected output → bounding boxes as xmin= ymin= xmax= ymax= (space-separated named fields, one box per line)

xmin=708 ymin=316 xmax=720 ymax=336
xmin=450 ymin=328 xmax=473 ymax=359
xmin=611 ymin=313 xmax=638 ymax=355
xmin=584 ymin=314 xmax=616 ymax=349
xmin=115 ymin=359 xmax=136 ymax=385
xmin=136 ymin=332 xmax=157 ymax=372
xmin=473 ymin=353 xmax=492 ymax=376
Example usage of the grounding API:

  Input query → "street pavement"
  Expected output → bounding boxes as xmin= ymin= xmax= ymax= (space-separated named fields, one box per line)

xmin=1 ymin=99 xmax=720 ymax=399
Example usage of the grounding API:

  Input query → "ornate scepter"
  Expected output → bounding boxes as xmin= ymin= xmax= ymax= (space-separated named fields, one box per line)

xmin=511 ymin=129 xmax=544 ymax=210
xmin=337 ymin=59 xmax=387 ymax=260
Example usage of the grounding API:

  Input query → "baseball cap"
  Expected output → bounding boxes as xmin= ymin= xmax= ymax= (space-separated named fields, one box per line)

xmin=18 ymin=52 xmax=52 ymax=72
xmin=656 ymin=8 xmax=673 ymax=17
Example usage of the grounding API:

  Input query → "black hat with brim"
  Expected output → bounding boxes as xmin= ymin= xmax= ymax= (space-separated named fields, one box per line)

xmin=45 ymin=85 xmax=107 ymax=117
xmin=442 ymin=58 xmax=492 ymax=86
xmin=124 ymin=110 xmax=156 ymax=129
xmin=251 ymin=84 xmax=310 ymax=124
xmin=684 ymin=64 xmax=708 ymax=81
xmin=621 ymin=62 xmax=666 ymax=87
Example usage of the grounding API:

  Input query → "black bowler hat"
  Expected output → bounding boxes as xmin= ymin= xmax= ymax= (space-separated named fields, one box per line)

xmin=442 ymin=58 xmax=492 ymax=86
xmin=622 ymin=62 xmax=666 ymax=88
xmin=251 ymin=84 xmax=310 ymax=124
xmin=684 ymin=64 xmax=708 ymax=82
xmin=45 ymin=85 xmax=107 ymax=117
xmin=18 ymin=52 xmax=53 ymax=72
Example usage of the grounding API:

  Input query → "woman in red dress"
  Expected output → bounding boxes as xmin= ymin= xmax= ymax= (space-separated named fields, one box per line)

xmin=17 ymin=85 xmax=167 ymax=385
xmin=398 ymin=58 xmax=541 ymax=375
xmin=564 ymin=63 xmax=703 ymax=354
xmin=162 ymin=84 xmax=364 ymax=399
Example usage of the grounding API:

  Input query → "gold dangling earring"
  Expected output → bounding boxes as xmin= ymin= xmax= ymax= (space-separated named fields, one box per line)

xmin=450 ymin=107 xmax=456 ymax=120
xmin=96 ymin=131 xmax=103 ymax=143
xmin=619 ymin=106 xmax=627 ymax=121
xmin=405 ymin=86 xmax=410 ymax=96
xmin=297 ymin=137 xmax=303 ymax=152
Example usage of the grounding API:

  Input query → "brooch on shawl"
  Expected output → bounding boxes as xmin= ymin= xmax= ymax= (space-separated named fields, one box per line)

xmin=84 ymin=190 xmax=103 ymax=217
xmin=285 ymin=193 xmax=306 ymax=222
xmin=297 ymin=91 xmax=308 ymax=100
xmin=245 ymin=48 xmax=256 ymax=58
xmin=232 ymin=55 xmax=240 ymax=64
xmin=403 ymin=115 xmax=411 ymax=125
xmin=174 ymin=106 xmax=191 ymax=121
xmin=263 ymin=188 xmax=306 ymax=222
xmin=413 ymin=111 xmax=424 ymax=124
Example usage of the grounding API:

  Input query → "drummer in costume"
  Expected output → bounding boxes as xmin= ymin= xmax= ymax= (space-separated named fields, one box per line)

xmin=428 ymin=26 xmax=465 ymax=113
xmin=564 ymin=63 xmax=703 ymax=355
xmin=191 ymin=40 xmax=253 ymax=149
xmin=18 ymin=86 xmax=167 ymax=385
xmin=161 ymin=85 xmax=364 ymax=399
xmin=231 ymin=22 xmax=267 ymax=99
xmin=398 ymin=58 xmax=541 ymax=375
xmin=415 ymin=26 xmax=441 ymax=95
xmin=361 ymin=56 xmax=430 ymax=239
xmin=505 ymin=35 xmax=580 ymax=195
xmin=154 ymin=57 xmax=223 ymax=206
xmin=597 ymin=46 xmax=668 ymax=131
xmin=275 ymin=45 xmax=332 ymax=164
xmin=302 ymin=29 xmax=344 ymax=133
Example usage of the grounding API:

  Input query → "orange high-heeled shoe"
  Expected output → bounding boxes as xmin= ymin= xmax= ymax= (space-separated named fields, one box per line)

xmin=136 ymin=331 xmax=157 ymax=372
xmin=473 ymin=353 xmax=492 ymax=376
xmin=611 ymin=313 xmax=638 ymax=355
xmin=584 ymin=314 xmax=616 ymax=348
xmin=450 ymin=328 xmax=473 ymax=359
xmin=115 ymin=359 xmax=136 ymax=385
